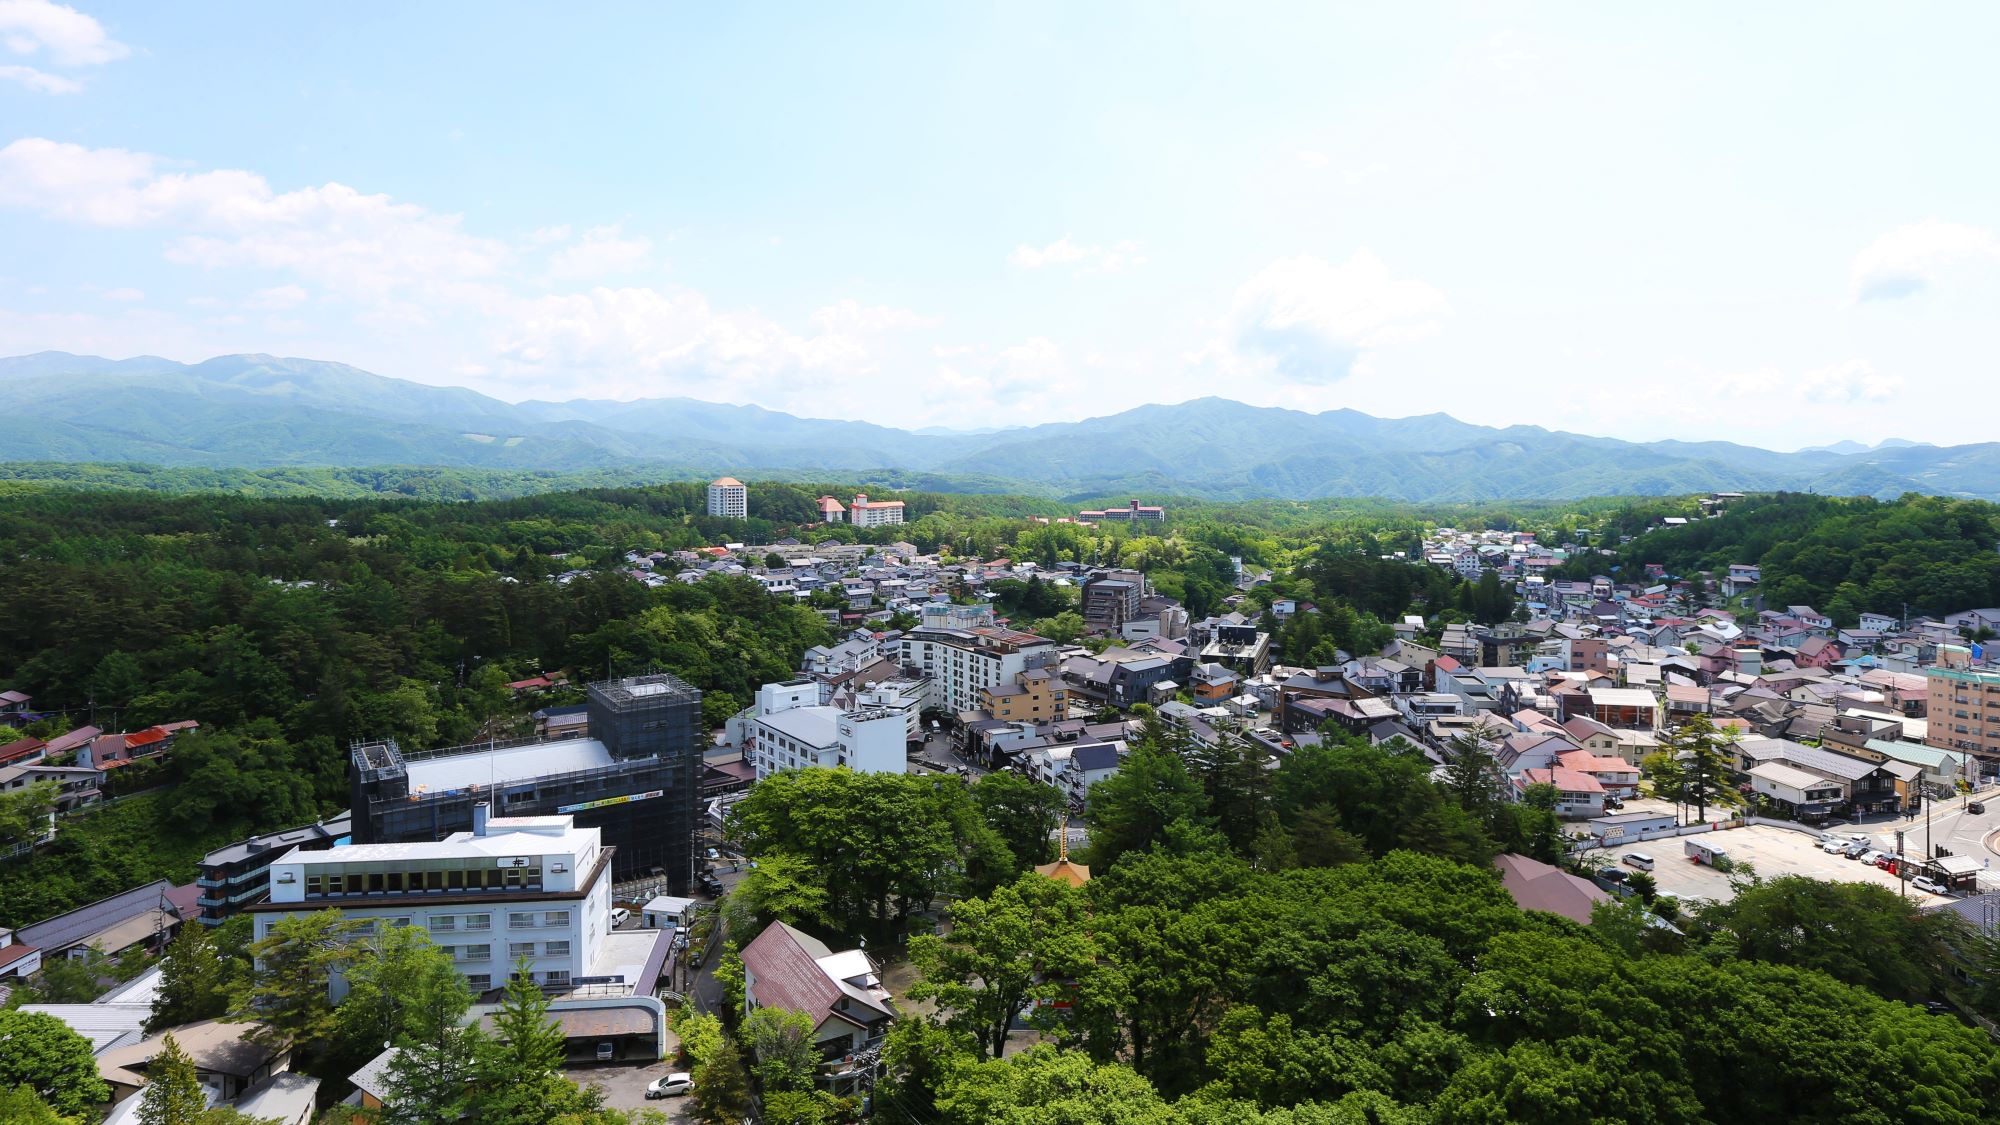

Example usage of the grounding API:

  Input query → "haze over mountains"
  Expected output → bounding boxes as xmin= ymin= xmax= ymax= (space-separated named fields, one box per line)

xmin=3 ymin=351 xmax=1996 ymax=503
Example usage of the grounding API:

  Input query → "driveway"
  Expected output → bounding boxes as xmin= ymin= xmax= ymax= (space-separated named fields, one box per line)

xmin=568 ymin=1058 xmax=693 ymax=1122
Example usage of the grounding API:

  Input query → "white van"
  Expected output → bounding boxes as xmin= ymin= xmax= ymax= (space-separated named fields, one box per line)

xmin=610 ymin=907 xmax=631 ymax=928
xmin=1621 ymin=852 xmax=1656 ymax=871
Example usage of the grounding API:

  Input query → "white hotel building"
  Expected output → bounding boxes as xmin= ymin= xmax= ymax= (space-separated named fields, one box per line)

xmin=748 ymin=680 xmax=906 ymax=780
xmin=251 ymin=811 xmax=666 ymax=999
xmin=898 ymin=625 xmax=1061 ymax=717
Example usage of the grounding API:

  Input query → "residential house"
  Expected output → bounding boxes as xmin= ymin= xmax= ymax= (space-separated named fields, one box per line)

xmin=740 ymin=921 xmax=896 ymax=1089
xmin=1491 ymin=853 xmax=1611 ymax=925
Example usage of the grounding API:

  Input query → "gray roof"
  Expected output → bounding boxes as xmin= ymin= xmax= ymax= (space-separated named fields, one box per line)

xmin=406 ymin=739 xmax=614 ymax=793
xmin=202 ymin=812 xmax=351 ymax=868
xmin=758 ymin=706 xmax=841 ymax=749
xmin=17 ymin=879 xmax=179 ymax=954
xmin=1072 ymin=743 xmax=1121 ymax=772
xmin=1773 ymin=742 xmax=1884 ymax=782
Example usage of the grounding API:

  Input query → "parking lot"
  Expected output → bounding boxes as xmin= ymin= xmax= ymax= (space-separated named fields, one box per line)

xmin=1612 ymin=824 xmax=1958 ymax=908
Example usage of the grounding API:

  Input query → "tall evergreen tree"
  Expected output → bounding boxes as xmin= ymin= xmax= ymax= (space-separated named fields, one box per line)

xmin=148 ymin=923 xmax=228 ymax=1034
xmin=137 ymin=1034 xmax=206 ymax=1125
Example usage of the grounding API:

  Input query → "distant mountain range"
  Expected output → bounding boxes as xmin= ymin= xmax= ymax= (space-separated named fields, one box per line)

xmin=4 ymin=350 xmax=1999 ymax=502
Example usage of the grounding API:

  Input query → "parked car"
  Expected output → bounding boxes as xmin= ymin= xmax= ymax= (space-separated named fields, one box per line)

xmin=706 ymin=847 xmax=721 ymax=861
xmin=595 ymin=1041 xmax=615 ymax=1062
xmin=1621 ymin=852 xmax=1655 ymax=871
xmin=1841 ymin=840 xmax=1871 ymax=858
xmin=1873 ymin=854 xmax=1899 ymax=871
xmin=1912 ymin=875 xmax=1951 ymax=895
xmin=1818 ymin=838 xmax=1848 ymax=854
xmin=1596 ymin=866 xmax=1629 ymax=883
xmin=610 ymin=907 xmax=631 ymax=927
xmin=1922 ymin=1000 xmax=1954 ymax=1016
xmin=1859 ymin=850 xmax=1890 ymax=867
xmin=1970 ymin=802 xmax=1987 ymax=815
xmin=646 ymin=1073 xmax=695 ymax=1099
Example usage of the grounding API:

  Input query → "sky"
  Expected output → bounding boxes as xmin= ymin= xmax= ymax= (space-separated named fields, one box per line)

xmin=1 ymin=2 xmax=1997 ymax=449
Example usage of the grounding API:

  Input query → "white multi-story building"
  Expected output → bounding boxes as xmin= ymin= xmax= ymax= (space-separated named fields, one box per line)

xmin=749 ymin=685 xmax=906 ymax=780
xmin=898 ymin=625 xmax=1060 ymax=717
xmin=848 ymin=493 xmax=905 ymax=528
xmin=251 ymin=811 xmax=631 ymax=997
xmin=707 ymin=477 xmax=748 ymax=519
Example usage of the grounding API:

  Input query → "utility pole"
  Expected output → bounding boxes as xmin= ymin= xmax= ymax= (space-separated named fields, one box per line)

xmin=1895 ymin=828 xmax=1906 ymax=898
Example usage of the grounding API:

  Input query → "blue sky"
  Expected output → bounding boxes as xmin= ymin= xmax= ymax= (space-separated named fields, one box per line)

xmin=1 ymin=2 xmax=1996 ymax=447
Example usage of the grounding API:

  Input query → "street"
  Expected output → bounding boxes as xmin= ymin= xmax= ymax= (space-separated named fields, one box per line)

xmin=909 ymin=728 xmax=990 ymax=779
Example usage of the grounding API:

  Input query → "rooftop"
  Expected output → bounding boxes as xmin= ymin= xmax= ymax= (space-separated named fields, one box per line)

xmin=405 ymin=739 xmax=615 ymax=795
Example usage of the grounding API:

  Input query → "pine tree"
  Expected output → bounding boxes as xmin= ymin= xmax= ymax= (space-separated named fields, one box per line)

xmin=148 ymin=923 xmax=227 ymax=1034
xmin=138 ymin=1034 xmax=207 ymax=1125
xmin=479 ymin=963 xmax=566 ymax=1079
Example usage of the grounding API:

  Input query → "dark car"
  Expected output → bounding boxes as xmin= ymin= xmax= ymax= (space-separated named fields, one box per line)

xmin=1922 ymin=1000 xmax=1953 ymax=1016
xmin=1970 ymin=802 xmax=1986 ymax=815
xmin=1596 ymin=866 xmax=1629 ymax=883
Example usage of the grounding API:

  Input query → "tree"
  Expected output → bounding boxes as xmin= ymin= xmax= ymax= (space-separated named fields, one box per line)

xmin=970 ymin=771 xmax=1064 ymax=870
xmin=1082 ymin=735 xmax=1210 ymax=870
xmin=149 ymin=921 xmax=229 ymax=1033
xmin=934 ymin=1045 xmax=1175 ymax=1124
xmin=0 ymin=780 xmax=56 ymax=845
xmin=377 ymin=956 xmax=478 ymax=1125
xmin=330 ymin=924 xmax=466 ymax=1075
xmin=669 ymin=1005 xmax=749 ymax=1125
xmin=465 ymin=962 xmax=607 ymax=1125
xmin=1658 ymin=714 xmax=1742 ymax=823
xmin=741 ymin=1007 xmax=819 ymax=1095
xmin=910 ymin=873 xmax=1095 ymax=1058
xmin=0 ymin=1010 xmax=110 ymax=1117
xmin=1700 ymin=876 xmax=1957 ymax=1002
xmin=0 ymin=1084 xmax=74 ymax=1125
xmin=235 ymin=909 xmax=364 ymax=1052
xmin=1036 ymin=611 xmax=1086 ymax=646
xmin=138 ymin=1034 xmax=207 ymax=1125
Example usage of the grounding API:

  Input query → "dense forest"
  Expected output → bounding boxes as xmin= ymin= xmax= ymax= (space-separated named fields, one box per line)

xmin=1601 ymin=492 xmax=2000 ymax=624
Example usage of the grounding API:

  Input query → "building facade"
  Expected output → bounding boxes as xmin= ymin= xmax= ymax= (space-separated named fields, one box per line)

xmin=749 ymin=681 xmax=906 ymax=780
xmin=900 ymin=626 xmax=1061 ymax=717
xmin=1927 ymin=665 xmax=2000 ymax=779
xmin=350 ymin=673 xmax=704 ymax=893
xmin=848 ymin=493 xmax=905 ymax=528
xmin=252 ymin=812 xmax=617 ymax=996
xmin=707 ymin=477 xmax=748 ymax=519
xmin=982 ymin=667 xmax=1068 ymax=724
xmin=195 ymin=813 xmax=351 ymax=925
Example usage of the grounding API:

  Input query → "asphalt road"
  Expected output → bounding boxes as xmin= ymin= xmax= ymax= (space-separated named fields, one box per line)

xmin=910 ymin=730 xmax=989 ymax=779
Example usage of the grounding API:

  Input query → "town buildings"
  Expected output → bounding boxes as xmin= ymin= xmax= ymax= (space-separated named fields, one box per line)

xmin=707 ymin=477 xmax=748 ymax=519
xmin=1077 ymin=499 xmax=1166 ymax=522
xmin=740 ymin=920 xmax=895 ymax=1092
xmin=194 ymin=813 xmax=351 ymax=925
xmin=1927 ymin=665 xmax=2000 ymax=773
xmin=748 ymin=680 xmax=906 ymax=780
xmin=900 ymin=625 xmax=1061 ymax=717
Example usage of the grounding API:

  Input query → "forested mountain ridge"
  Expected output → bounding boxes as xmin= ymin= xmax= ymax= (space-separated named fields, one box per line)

xmin=1599 ymin=492 xmax=2000 ymax=624
xmin=10 ymin=350 xmax=2000 ymax=501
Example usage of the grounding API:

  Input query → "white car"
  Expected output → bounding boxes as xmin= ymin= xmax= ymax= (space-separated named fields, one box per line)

xmin=1911 ymin=875 xmax=1951 ymax=896
xmin=1819 ymin=839 xmax=1848 ymax=854
xmin=610 ymin=907 xmax=631 ymax=928
xmin=646 ymin=1073 xmax=694 ymax=1099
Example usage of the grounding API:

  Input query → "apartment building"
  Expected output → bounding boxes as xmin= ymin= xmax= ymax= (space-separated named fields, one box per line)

xmin=195 ymin=813 xmax=351 ymax=925
xmin=707 ymin=477 xmax=748 ymax=519
xmin=251 ymin=810 xmax=637 ymax=997
xmin=1080 ymin=570 xmax=1146 ymax=633
xmin=848 ymin=493 xmax=905 ymax=528
xmin=900 ymin=625 xmax=1061 ymax=716
xmin=1078 ymin=499 xmax=1166 ymax=522
xmin=982 ymin=667 xmax=1068 ymax=723
xmin=1927 ymin=665 xmax=2000 ymax=777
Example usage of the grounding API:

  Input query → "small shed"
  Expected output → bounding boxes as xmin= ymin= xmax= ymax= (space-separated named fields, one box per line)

xmin=642 ymin=895 xmax=698 ymax=931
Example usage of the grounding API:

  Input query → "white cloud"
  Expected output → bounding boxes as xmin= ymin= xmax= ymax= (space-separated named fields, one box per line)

xmin=0 ymin=138 xmax=511 ymax=302
xmin=1217 ymin=251 xmax=1445 ymax=383
xmin=1851 ymin=220 xmax=1997 ymax=301
xmin=1795 ymin=359 xmax=1903 ymax=404
xmin=101 ymin=285 xmax=141 ymax=301
xmin=1008 ymin=235 xmax=1147 ymax=273
xmin=0 ymin=62 xmax=76 ymax=92
xmin=490 ymin=287 xmax=928 ymax=400
xmin=0 ymin=0 xmax=127 ymax=66
xmin=1295 ymin=149 xmax=1330 ymax=168
xmin=546 ymin=224 xmax=653 ymax=280
xmin=248 ymin=284 xmax=308 ymax=310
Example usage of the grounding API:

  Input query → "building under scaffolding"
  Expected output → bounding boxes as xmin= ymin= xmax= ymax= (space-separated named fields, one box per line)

xmin=349 ymin=672 xmax=703 ymax=892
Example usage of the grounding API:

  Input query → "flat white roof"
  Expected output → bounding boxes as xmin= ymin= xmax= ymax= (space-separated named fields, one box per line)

xmin=279 ymin=821 xmax=596 ymax=865
xmin=405 ymin=739 xmax=615 ymax=793
xmin=757 ymin=706 xmax=841 ymax=749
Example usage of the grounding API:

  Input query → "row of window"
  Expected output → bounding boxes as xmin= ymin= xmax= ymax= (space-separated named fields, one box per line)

xmin=299 ymin=865 xmax=546 ymax=896
xmin=465 ymin=969 xmax=569 ymax=991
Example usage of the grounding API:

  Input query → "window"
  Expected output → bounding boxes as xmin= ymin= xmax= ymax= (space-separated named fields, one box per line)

xmin=509 ymin=912 xmax=536 ymax=929
xmin=462 ymin=944 xmax=491 ymax=962
xmin=510 ymin=942 xmax=536 ymax=959
xmin=543 ymin=910 xmax=570 ymax=927
xmin=543 ymin=970 xmax=570 ymax=988
xmin=544 ymin=940 xmax=570 ymax=958
xmin=466 ymin=974 xmax=493 ymax=992
xmin=431 ymin=915 xmax=457 ymax=933
xmin=464 ymin=914 xmax=491 ymax=931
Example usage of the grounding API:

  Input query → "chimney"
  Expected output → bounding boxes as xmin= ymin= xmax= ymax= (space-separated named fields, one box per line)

xmin=473 ymin=802 xmax=491 ymax=837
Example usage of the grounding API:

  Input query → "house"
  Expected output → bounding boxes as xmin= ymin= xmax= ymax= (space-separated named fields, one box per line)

xmin=1748 ymin=762 xmax=1844 ymax=817
xmin=96 ymin=1018 xmax=291 ymax=1105
xmin=16 ymin=879 xmax=193 ymax=962
xmin=1491 ymin=853 xmax=1611 ymax=925
xmin=1068 ymin=742 xmax=1124 ymax=804
xmin=1515 ymin=766 xmax=1606 ymax=819
xmin=740 ymin=921 xmax=896 ymax=1088
xmin=0 ymin=689 xmax=30 ymax=717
